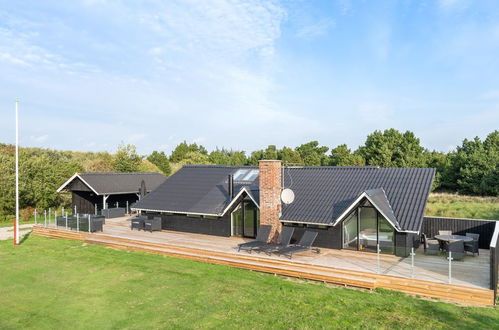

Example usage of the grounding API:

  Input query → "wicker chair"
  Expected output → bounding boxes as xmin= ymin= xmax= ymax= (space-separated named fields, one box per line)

xmin=447 ymin=240 xmax=465 ymax=261
xmin=144 ymin=217 xmax=162 ymax=232
xmin=464 ymin=233 xmax=480 ymax=256
xmin=422 ymin=233 xmax=440 ymax=255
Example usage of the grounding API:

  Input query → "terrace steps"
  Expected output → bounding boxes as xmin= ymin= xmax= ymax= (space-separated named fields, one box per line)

xmin=33 ymin=226 xmax=495 ymax=306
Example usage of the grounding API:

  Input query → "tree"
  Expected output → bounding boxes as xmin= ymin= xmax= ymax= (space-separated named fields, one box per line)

xmin=295 ymin=141 xmax=329 ymax=166
xmin=329 ymin=144 xmax=365 ymax=166
xmin=113 ymin=144 xmax=143 ymax=172
xmin=147 ymin=151 xmax=172 ymax=175
xmin=447 ymin=131 xmax=499 ymax=195
xmin=178 ymin=151 xmax=211 ymax=165
xmin=170 ymin=141 xmax=208 ymax=163
xmin=277 ymin=147 xmax=303 ymax=165
xmin=208 ymin=148 xmax=247 ymax=165
xmin=357 ymin=129 xmax=426 ymax=167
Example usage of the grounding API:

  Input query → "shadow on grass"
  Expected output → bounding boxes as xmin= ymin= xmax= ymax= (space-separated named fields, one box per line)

xmin=20 ymin=231 xmax=32 ymax=244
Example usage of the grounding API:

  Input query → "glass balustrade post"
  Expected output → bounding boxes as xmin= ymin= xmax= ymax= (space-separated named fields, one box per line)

xmin=447 ymin=251 xmax=453 ymax=284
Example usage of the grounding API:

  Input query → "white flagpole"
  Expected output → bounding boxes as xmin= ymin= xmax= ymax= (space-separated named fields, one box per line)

xmin=14 ymin=100 xmax=20 ymax=246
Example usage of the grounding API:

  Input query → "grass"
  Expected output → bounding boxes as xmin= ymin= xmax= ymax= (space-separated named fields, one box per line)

xmin=1 ymin=236 xmax=498 ymax=329
xmin=425 ymin=193 xmax=499 ymax=220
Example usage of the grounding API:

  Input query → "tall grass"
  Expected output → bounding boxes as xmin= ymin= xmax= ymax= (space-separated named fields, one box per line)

xmin=425 ymin=193 xmax=499 ymax=220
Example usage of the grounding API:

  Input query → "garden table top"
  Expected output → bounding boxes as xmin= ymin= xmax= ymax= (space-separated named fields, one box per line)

xmin=434 ymin=234 xmax=473 ymax=242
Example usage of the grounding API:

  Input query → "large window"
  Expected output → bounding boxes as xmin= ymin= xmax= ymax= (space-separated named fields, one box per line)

xmin=342 ymin=199 xmax=395 ymax=254
xmin=342 ymin=210 xmax=358 ymax=250
xmin=231 ymin=201 xmax=259 ymax=238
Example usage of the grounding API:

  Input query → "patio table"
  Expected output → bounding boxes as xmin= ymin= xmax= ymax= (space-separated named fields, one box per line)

xmin=434 ymin=235 xmax=473 ymax=243
xmin=434 ymin=234 xmax=473 ymax=252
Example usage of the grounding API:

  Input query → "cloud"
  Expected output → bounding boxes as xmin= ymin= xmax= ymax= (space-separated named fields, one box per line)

xmin=296 ymin=18 xmax=335 ymax=38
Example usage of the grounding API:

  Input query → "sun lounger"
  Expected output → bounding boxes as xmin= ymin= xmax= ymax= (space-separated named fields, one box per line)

xmin=254 ymin=226 xmax=295 ymax=255
xmin=276 ymin=231 xmax=320 ymax=259
xmin=237 ymin=225 xmax=271 ymax=253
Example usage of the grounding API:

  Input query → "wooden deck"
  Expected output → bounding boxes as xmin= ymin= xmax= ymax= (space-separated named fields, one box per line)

xmin=32 ymin=217 xmax=495 ymax=306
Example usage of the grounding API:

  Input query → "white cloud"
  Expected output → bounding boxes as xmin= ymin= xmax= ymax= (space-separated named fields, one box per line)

xmin=296 ymin=18 xmax=335 ymax=38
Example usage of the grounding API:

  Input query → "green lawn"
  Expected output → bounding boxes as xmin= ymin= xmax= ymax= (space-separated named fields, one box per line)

xmin=0 ymin=236 xmax=498 ymax=329
xmin=425 ymin=193 xmax=499 ymax=220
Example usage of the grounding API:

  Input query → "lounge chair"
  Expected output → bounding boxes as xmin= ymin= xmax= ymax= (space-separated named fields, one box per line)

xmin=422 ymin=233 xmax=440 ymax=255
xmin=464 ymin=233 xmax=480 ymax=256
xmin=276 ymin=231 xmax=320 ymax=259
xmin=447 ymin=240 xmax=465 ymax=261
xmin=254 ymin=226 xmax=295 ymax=255
xmin=237 ymin=226 xmax=271 ymax=253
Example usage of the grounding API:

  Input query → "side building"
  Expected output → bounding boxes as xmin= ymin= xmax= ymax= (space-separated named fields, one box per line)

xmin=57 ymin=172 xmax=167 ymax=214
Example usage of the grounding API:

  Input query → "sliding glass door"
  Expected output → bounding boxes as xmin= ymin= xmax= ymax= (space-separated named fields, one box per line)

xmin=342 ymin=200 xmax=395 ymax=254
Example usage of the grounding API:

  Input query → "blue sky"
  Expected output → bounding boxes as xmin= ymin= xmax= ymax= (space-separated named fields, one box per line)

xmin=1 ymin=0 xmax=498 ymax=155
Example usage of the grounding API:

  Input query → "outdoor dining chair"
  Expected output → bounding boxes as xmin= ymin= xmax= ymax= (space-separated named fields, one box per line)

xmin=254 ymin=226 xmax=295 ymax=255
xmin=144 ymin=217 xmax=162 ymax=232
xmin=237 ymin=225 xmax=271 ymax=253
xmin=446 ymin=240 xmax=465 ymax=261
xmin=438 ymin=230 xmax=453 ymax=235
xmin=464 ymin=233 xmax=480 ymax=256
xmin=131 ymin=216 xmax=146 ymax=231
xmin=422 ymin=233 xmax=440 ymax=255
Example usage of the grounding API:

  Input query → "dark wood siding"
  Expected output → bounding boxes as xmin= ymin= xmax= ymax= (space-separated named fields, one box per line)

xmin=283 ymin=224 xmax=342 ymax=249
xmin=422 ymin=216 xmax=496 ymax=249
xmin=72 ymin=191 xmax=100 ymax=214
xmin=68 ymin=177 xmax=92 ymax=192
xmin=159 ymin=214 xmax=231 ymax=237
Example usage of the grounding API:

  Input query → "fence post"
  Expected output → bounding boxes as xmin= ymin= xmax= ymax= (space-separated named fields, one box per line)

xmin=74 ymin=205 xmax=77 ymax=215
xmin=62 ymin=207 xmax=64 ymax=216
xmin=54 ymin=210 xmax=57 ymax=228
xmin=447 ymin=251 xmax=453 ymax=284
xmin=76 ymin=214 xmax=79 ymax=232
xmin=34 ymin=208 xmax=37 ymax=225
xmin=377 ymin=243 xmax=380 ymax=274
xmin=44 ymin=210 xmax=47 ymax=227
xmin=88 ymin=215 xmax=91 ymax=233
xmin=65 ymin=213 xmax=68 ymax=230
xmin=95 ymin=204 xmax=97 ymax=215
xmin=126 ymin=201 xmax=129 ymax=214
xmin=48 ymin=207 xmax=51 ymax=226
xmin=116 ymin=202 xmax=118 ymax=208
xmin=410 ymin=247 xmax=415 ymax=279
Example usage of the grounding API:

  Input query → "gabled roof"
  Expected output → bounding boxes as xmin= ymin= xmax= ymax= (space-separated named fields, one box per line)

xmin=331 ymin=188 xmax=401 ymax=231
xmin=280 ymin=167 xmax=435 ymax=232
xmin=57 ymin=172 xmax=167 ymax=195
xmin=132 ymin=165 xmax=259 ymax=216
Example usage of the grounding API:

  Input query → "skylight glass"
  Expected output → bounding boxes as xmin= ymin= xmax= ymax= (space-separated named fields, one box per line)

xmin=232 ymin=169 xmax=259 ymax=181
xmin=242 ymin=169 xmax=259 ymax=181
xmin=233 ymin=169 xmax=249 ymax=180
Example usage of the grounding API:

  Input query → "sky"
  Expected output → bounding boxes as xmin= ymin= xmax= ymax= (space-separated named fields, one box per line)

xmin=0 ymin=0 xmax=498 ymax=155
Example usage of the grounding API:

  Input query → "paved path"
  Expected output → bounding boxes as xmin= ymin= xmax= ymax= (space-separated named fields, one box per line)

xmin=0 ymin=224 xmax=33 ymax=240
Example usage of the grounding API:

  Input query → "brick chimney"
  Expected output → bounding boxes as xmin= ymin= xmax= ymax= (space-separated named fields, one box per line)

xmin=258 ymin=160 xmax=282 ymax=242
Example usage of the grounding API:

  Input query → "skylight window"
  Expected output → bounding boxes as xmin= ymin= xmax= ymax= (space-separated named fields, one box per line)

xmin=233 ymin=169 xmax=249 ymax=180
xmin=233 ymin=169 xmax=259 ymax=181
xmin=243 ymin=169 xmax=259 ymax=181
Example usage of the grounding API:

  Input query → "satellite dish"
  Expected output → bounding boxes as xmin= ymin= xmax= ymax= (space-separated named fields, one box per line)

xmin=281 ymin=188 xmax=295 ymax=204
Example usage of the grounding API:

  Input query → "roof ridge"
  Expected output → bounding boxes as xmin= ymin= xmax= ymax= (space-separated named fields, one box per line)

xmin=80 ymin=172 xmax=164 ymax=175
xmin=182 ymin=165 xmax=258 ymax=168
